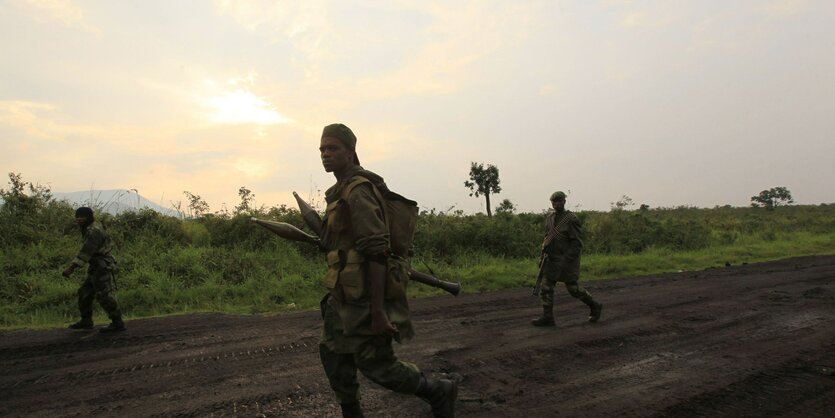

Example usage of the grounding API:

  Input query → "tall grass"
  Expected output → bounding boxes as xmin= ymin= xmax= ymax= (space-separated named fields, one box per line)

xmin=2 ymin=173 xmax=834 ymax=329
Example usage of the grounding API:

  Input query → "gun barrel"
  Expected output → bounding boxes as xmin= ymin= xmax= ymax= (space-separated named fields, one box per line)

xmin=408 ymin=269 xmax=461 ymax=296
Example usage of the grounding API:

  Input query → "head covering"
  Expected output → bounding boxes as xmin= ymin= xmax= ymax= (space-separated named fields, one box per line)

xmin=550 ymin=191 xmax=567 ymax=201
xmin=75 ymin=206 xmax=94 ymax=227
xmin=322 ymin=123 xmax=360 ymax=165
xmin=75 ymin=207 xmax=94 ymax=219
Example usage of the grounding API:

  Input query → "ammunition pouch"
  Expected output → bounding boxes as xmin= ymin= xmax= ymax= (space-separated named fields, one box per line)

xmin=385 ymin=257 xmax=410 ymax=301
xmin=338 ymin=250 xmax=367 ymax=302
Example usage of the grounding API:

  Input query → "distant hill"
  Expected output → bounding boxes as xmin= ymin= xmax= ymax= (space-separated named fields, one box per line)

xmin=52 ymin=189 xmax=181 ymax=217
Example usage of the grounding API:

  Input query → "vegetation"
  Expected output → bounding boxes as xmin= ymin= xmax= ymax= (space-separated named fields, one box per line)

xmin=751 ymin=186 xmax=794 ymax=210
xmin=464 ymin=162 xmax=501 ymax=217
xmin=2 ymin=173 xmax=833 ymax=329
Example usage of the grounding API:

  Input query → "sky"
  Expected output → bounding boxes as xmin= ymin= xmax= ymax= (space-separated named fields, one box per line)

xmin=1 ymin=0 xmax=833 ymax=214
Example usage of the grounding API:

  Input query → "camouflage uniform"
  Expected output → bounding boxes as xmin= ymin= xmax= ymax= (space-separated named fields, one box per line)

xmin=539 ymin=210 xmax=600 ymax=318
xmin=319 ymin=165 xmax=423 ymax=405
xmin=71 ymin=221 xmax=122 ymax=323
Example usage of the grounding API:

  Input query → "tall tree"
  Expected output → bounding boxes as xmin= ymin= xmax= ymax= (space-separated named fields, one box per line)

xmin=750 ymin=187 xmax=794 ymax=210
xmin=464 ymin=162 xmax=501 ymax=217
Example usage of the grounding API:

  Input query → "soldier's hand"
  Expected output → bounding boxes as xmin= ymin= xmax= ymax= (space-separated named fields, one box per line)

xmin=372 ymin=310 xmax=397 ymax=335
xmin=62 ymin=265 xmax=76 ymax=277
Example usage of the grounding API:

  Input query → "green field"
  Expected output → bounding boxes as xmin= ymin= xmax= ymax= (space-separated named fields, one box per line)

xmin=2 ymin=177 xmax=833 ymax=330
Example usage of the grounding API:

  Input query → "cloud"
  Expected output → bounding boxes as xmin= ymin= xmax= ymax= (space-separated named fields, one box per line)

xmin=10 ymin=0 xmax=98 ymax=32
xmin=765 ymin=0 xmax=808 ymax=17
xmin=0 ymin=100 xmax=145 ymax=142
xmin=0 ymin=101 xmax=60 ymax=140
xmin=620 ymin=10 xmax=676 ymax=29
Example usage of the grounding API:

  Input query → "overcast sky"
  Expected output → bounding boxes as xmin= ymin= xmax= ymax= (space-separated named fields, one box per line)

xmin=1 ymin=0 xmax=833 ymax=214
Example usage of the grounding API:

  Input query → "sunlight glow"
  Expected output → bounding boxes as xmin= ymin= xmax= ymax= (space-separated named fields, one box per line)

xmin=207 ymin=89 xmax=289 ymax=125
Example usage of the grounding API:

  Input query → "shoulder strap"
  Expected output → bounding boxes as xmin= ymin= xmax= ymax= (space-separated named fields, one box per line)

xmin=340 ymin=174 xmax=391 ymax=231
xmin=541 ymin=212 xmax=574 ymax=250
xmin=340 ymin=176 xmax=371 ymax=200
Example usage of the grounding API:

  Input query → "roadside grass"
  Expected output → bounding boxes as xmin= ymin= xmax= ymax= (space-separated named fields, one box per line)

xmin=2 ymin=232 xmax=833 ymax=331
xmin=408 ymin=231 xmax=835 ymax=298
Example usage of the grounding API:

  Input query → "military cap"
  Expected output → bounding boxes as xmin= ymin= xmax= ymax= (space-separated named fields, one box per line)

xmin=75 ymin=207 xmax=94 ymax=219
xmin=322 ymin=123 xmax=360 ymax=165
xmin=550 ymin=191 xmax=567 ymax=201
xmin=322 ymin=123 xmax=357 ymax=150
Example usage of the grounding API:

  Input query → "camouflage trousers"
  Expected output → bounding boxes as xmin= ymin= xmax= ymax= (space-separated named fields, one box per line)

xmin=319 ymin=296 xmax=422 ymax=404
xmin=539 ymin=263 xmax=594 ymax=308
xmin=78 ymin=266 xmax=121 ymax=320
xmin=539 ymin=277 xmax=596 ymax=309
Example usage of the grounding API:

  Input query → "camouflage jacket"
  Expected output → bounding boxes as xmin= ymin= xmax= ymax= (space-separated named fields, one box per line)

xmin=322 ymin=165 xmax=414 ymax=343
xmin=71 ymin=221 xmax=115 ymax=271
xmin=543 ymin=210 xmax=583 ymax=270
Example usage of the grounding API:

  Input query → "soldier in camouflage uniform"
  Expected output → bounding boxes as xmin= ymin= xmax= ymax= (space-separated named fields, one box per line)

xmin=532 ymin=191 xmax=603 ymax=326
xmin=62 ymin=207 xmax=125 ymax=333
xmin=317 ymin=124 xmax=457 ymax=418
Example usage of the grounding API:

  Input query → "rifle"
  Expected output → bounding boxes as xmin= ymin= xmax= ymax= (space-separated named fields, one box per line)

xmin=531 ymin=253 xmax=548 ymax=296
xmin=256 ymin=197 xmax=461 ymax=297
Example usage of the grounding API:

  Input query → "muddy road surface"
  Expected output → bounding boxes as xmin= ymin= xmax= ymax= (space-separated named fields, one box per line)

xmin=2 ymin=255 xmax=834 ymax=417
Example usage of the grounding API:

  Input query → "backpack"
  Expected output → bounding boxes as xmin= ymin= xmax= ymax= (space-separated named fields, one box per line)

xmin=340 ymin=175 xmax=418 ymax=258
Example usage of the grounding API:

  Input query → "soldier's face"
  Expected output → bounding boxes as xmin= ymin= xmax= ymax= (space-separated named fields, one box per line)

xmin=319 ymin=137 xmax=355 ymax=173
xmin=551 ymin=198 xmax=565 ymax=211
xmin=75 ymin=217 xmax=86 ymax=226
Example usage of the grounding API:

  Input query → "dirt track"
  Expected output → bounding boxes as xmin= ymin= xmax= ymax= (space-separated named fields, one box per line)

xmin=2 ymin=255 xmax=834 ymax=417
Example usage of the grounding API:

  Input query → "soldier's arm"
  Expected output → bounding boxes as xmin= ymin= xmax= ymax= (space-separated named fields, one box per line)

xmin=564 ymin=215 xmax=583 ymax=261
xmin=72 ymin=228 xmax=105 ymax=268
xmin=347 ymin=184 xmax=396 ymax=335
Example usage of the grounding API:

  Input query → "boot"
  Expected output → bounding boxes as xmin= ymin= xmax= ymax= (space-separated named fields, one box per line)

xmin=340 ymin=402 xmax=364 ymax=418
xmin=531 ymin=306 xmax=555 ymax=327
xmin=588 ymin=301 xmax=603 ymax=323
xmin=68 ymin=318 xmax=94 ymax=329
xmin=415 ymin=375 xmax=457 ymax=418
xmin=99 ymin=316 xmax=126 ymax=333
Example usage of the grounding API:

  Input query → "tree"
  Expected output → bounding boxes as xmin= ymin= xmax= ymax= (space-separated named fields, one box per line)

xmin=235 ymin=186 xmax=255 ymax=214
xmin=0 ymin=172 xmax=53 ymax=217
xmin=464 ymin=162 xmax=501 ymax=217
xmin=183 ymin=191 xmax=210 ymax=217
xmin=495 ymin=198 xmax=516 ymax=215
xmin=751 ymin=187 xmax=793 ymax=210
xmin=611 ymin=195 xmax=634 ymax=211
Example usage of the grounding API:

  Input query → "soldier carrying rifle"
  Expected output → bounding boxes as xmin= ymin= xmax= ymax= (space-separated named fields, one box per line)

xmin=63 ymin=207 xmax=126 ymax=333
xmin=531 ymin=191 xmax=602 ymax=326
xmin=315 ymin=123 xmax=457 ymax=418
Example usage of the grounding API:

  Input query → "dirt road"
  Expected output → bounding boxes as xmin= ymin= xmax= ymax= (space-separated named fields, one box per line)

xmin=2 ymin=255 xmax=834 ymax=417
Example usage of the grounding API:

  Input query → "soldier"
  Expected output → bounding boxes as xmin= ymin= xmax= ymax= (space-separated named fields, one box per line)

xmin=532 ymin=191 xmax=603 ymax=326
xmin=62 ymin=207 xmax=126 ymax=333
xmin=317 ymin=123 xmax=457 ymax=418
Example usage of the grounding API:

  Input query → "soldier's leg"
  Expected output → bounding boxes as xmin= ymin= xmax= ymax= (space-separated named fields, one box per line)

xmin=532 ymin=269 xmax=557 ymax=326
xmin=354 ymin=335 xmax=421 ymax=394
xmin=319 ymin=297 xmax=362 ymax=415
xmin=320 ymin=345 xmax=363 ymax=416
xmin=354 ymin=336 xmax=456 ymax=417
xmin=565 ymin=281 xmax=602 ymax=322
xmin=92 ymin=269 xmax=125 ymax=332
xmin=69 ymin=277 xmax=95 ymax=329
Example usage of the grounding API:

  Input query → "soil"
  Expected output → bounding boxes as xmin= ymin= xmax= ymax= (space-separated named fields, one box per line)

xmin=2 ymin=255 xmax=834 ymax=417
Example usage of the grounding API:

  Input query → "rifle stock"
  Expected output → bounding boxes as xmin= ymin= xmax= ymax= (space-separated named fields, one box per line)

xmin=532 ymin=254 xmax=548 ymax=296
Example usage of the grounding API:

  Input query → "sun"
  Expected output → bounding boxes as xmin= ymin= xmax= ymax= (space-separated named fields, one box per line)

xmin=207 ymin=88 xmax=289 ymax=125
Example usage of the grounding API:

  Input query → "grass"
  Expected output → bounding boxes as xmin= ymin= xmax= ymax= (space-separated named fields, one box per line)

xmin=2 ymin=231 xmax=833 ymax=331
